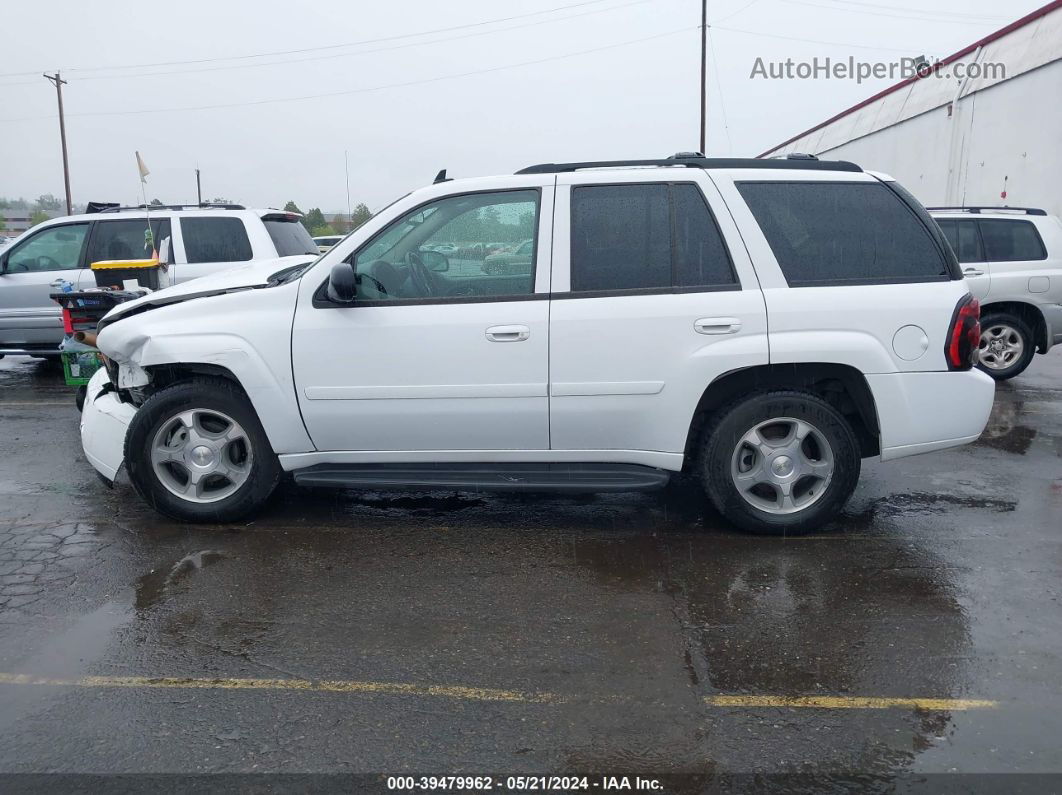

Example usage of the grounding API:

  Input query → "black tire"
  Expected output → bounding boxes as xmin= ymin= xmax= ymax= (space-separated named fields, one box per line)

xmin=977 ymin=311 xmax=1036 ymax=381
xmin=699 ymin=390 xmax=861 ymax=536
xmin=124 ymin=377 xmax=281 ymax=522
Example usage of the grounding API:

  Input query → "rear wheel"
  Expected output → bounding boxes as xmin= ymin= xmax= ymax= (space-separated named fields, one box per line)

xmin=699 ymin=391 xmax=861 ymax=535
xmin=977 ymin=312 xmax=1035 ymax=381
xmin=125 ymin=378 xmax=281 ymax=522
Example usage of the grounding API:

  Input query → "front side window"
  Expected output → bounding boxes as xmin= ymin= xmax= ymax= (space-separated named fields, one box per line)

xmin=88 ymin=218 xmax=171 ymax=263
xmin=978 ymin=219 xmax=1047 ymax=262
xmin=936 ymin=219 xmax=983 ymax=264
xmin=570 ymin=183 xmax=735 ymax=293
xmin=181 ymin=217 xmax=253 ymax=264
xmin=352 ymin=190 xmax=538 ymax=302
xmin=4 ymin=223 xmax=89 ymax=273
xmin=737 ymin=181 xmax=949 ymax=286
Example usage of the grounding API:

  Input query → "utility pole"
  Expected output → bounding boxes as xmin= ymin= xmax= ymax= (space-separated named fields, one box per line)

xmin=700 ymin=0 xmax=707 ymax=155
xmin=43 ymin=72 xmax=72 ymax=215
xmin=344 ymin=150 xmax=352 ymax=233
xmin=196 ymin=167 xmax=203 ymax=205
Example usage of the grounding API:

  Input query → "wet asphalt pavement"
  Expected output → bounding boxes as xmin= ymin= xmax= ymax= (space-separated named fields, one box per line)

xmin=0 ymin=353 xmax=1060 ymax=788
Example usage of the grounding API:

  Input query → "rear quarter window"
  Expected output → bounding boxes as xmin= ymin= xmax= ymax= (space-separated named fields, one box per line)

xmin=266 ymin=218 xmax=319 ymax=256
xmin=978 ymin=219 xmax=1047 ymax=262
xmin=737 ymin=181 xmax=952 ymax=286
xmin=180 ymin=217 xmax=253 ymax=263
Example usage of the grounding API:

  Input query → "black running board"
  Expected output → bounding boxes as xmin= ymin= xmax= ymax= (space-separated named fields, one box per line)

xmin=292 ymin=463 xmax=671 ymax=493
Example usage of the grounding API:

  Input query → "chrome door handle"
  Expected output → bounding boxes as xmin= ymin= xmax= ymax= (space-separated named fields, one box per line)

xmin=694 ymin=317 xmax=742 ymax=335
xmin=963 ymin=267 xmax=985 ymax=277
xmin=485 ymin=324 xmax=530 ymax=342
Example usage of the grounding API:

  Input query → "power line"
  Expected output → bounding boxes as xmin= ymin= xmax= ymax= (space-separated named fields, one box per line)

xmin=712 ymin=23 xmax=941 ymax=54
xmin=779 ymin=0 xmax=1005 ymax=25
xmin=796 ymin=0 xmax=1009 ymax=21
xmin=705 ymin=27 xmax=734 ymax=156
xmin=0 ymin=0 xmax=653 ymax=86
xmin=0 ymin=0 xmax=622 ymax=79
xmin=0 ymin=26 xmax=697 ymax=124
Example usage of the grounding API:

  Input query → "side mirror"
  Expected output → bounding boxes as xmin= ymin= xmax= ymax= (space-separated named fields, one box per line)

xmin=419 ymin=250 xmax=449 ymax=272
xmin=326 ymin=261 xmax=357 ymax=304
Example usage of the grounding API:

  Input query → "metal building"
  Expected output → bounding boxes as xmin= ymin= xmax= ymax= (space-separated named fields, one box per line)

xmin=760 ymin=0 xmax=1062 ymax=217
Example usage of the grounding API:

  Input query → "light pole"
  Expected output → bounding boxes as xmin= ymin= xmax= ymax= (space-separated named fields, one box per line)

xmin=43 ymin=71 xmax=72 ymax=215
xmin=700 ymin=0 xmax=707 ymax=155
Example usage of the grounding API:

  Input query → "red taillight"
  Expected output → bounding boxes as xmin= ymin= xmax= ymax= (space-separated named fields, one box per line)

xmin=946 ymin=295 xmax=980 ymax=370
xmin=62 ymin=308 xmax=73 ymax=334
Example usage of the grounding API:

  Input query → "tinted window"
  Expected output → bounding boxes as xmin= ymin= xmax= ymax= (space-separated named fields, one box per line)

xmin=936 ymin=219 xmax=983 ymax=264
xmin=571 ymin=184 xmax=670 ymax=291
xmin=672 ymin=183 xmax=736 ymax=287
xmin=978 ymin=219 xmax=1046 ymax=262
xmin=737 ymin=181 xmax=949 ymax=286
xmin=265 ymin=218 xmax=318 ymax=256
xmin=352 ymin=190 xmax=538 ymax=301
xmin=570 ymin=183 xmax=734 ymax=293
xmin=88 ymin=218 xmax=171 ymax=263
xmin=181 ymin=217 xmax=252 ymax=264
xmin=5 ymin=223 xmax=89 ymax=273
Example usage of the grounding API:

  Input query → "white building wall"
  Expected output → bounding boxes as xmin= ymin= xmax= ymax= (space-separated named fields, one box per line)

xmin=805 ymin=60 xmax=1062 ymax=217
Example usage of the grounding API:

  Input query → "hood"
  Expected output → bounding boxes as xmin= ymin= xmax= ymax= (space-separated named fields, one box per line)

xmin=97 ymin=255 xmax=316 ymax=331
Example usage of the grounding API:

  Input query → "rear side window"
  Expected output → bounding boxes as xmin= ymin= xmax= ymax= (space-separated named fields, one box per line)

xmin=936 ymin=219 xmax=984 ymax=263
xmin=181 ymin=217 xmax=253 ymax=264
xmin=978 ymin=219 xmax=1046 ymax=262
xmin=265 ymin=217 xmax=318 ymax=256
xmin=570 ymin=183 xmax=735 ymax=293
xmin=88 ymin=218 xmax=171 ymax=263
xmin=737 ymin=181 xmax=950 ymax=286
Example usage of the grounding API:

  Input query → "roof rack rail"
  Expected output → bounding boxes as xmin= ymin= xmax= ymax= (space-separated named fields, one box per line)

xmin=97 ymin=203 xmax=246 ymax=213
xmin=516 ymin=154 xmax=861 ymax=175
xmin=926 ymin=206 xmax=1047 ymax=216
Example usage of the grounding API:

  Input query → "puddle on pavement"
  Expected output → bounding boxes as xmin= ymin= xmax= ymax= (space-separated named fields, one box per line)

xmin=135 ymin=550 xmax=226 ymax=610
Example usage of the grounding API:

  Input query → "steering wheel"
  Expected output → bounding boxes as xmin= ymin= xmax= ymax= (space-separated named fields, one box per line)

xmin=405 ymin=250 xmax=437 ymax=298
xmin=36 ymin=255 xmax=61 ymax=271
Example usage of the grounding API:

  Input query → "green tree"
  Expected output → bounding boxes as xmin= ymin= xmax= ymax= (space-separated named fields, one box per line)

xmin=351 ymin=203 xmax=373 ymax=230
xmin=311 ymin=224 xmax=336 ymax=236
xmin=303 ymin=207 xmax=327 ymax=232
xmin=283 ymin=200 xmax=303 ymax=215
xmin=149 ymin=198 xmax=163 ymax=206
xmin=35 ymin=194 xmax=62 ymax=212
xmin=29 ymin=209 xmax=50 ymax=227
xmin=0 ymin=214 xmax=6 ymax=232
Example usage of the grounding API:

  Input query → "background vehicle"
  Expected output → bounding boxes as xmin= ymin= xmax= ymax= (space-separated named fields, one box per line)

xmin=83 ymin=155 xmax=994 ymax=535
xmin=313 ymin=234 xmax=344 ymax=253
xmin=482 ymin=239 xmax=534 ymax=275
xmin=931 ymin=207 xmax=1062 ymax=380
xmin=0 ymin=204 xmax=317 ymax=359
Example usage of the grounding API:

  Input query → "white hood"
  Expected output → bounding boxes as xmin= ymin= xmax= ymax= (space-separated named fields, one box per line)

xmin=99 ymin=255 xmax=316 ymax=327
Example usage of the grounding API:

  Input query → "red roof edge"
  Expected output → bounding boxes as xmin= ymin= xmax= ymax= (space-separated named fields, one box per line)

xmin=757 ymin=0 xmax=1062 ymax=158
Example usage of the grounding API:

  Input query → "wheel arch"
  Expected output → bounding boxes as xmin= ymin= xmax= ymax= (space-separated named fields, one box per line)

xmin=683 ymin=362 xmax=881 ymax=467
xmin=981 ymin=300 xmax=1049 ymax=353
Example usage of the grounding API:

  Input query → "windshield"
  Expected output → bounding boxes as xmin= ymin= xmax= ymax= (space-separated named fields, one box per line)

xmin=263 ymin=218 xmax=318 ymax=256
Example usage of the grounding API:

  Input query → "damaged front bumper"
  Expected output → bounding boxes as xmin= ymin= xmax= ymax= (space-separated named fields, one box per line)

xmin=80 ymin=367 xmax=138 ymax=483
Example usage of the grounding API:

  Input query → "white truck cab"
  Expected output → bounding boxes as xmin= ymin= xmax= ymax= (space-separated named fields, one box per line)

xmin=81 ymin=155 xmax=995 ymax=534
xmin=929 ymin=207 xmax=1062 ymax=380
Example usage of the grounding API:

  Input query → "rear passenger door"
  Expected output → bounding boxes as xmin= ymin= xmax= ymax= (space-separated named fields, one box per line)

xmin=977 ymin=218 xmax=1049 ymax=300
xmin=936 ymin=218 xmax=990 ymax=300
xmin=171 ymin=216 xmax=253 ymax=283
xmin=548 ymin=172 xmax=769 ymax=458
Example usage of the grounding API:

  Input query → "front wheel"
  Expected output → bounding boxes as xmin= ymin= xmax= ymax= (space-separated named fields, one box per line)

xmin=977 ymin=312 xmax=1035 ymax=381
xmin=124 ymin=378 xmax=281 ymax=522
xmin=699 ymin=391 xmax=861 ymax=535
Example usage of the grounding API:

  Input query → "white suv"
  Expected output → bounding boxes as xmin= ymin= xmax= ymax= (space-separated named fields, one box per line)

xmin=930 ymin=207 xmax=1062 ymax=380
xmin=80 ymin=155 xmax=995 ymax=534
xmin=0 ymin=204 xmax=318 ymax=358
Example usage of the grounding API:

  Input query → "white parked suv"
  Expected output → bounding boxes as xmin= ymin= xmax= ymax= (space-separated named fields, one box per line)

xmin=930 ymin=207 xmax=1062 ymax=380
xmin=80 ymin=155 xmax=995 ymax=534
xmin=0 ymin=204 xmax=318 ymax=358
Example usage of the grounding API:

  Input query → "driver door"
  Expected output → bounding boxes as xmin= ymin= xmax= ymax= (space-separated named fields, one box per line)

xmin=292 ymin=181 xmax=553 ymax=453
xmin=0 ymin=222 xmax=93 ymax=351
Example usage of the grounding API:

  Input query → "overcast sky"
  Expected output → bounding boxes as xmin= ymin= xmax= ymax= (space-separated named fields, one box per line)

xmin=0 ymin=0 xmax=1043 ymax=215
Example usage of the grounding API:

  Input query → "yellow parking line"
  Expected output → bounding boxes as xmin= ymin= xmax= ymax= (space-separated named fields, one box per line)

xmin=0 ymin=673 xmax=995 ymax=710
xmin=0 ymin=673 xmax=560 ymax=703
xmin=706 ymin=695 xmax=997 ymax=710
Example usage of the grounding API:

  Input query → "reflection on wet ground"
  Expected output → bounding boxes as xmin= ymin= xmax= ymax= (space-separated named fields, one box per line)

xmin=0 ymin=353 xmax=1061 ymax=779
